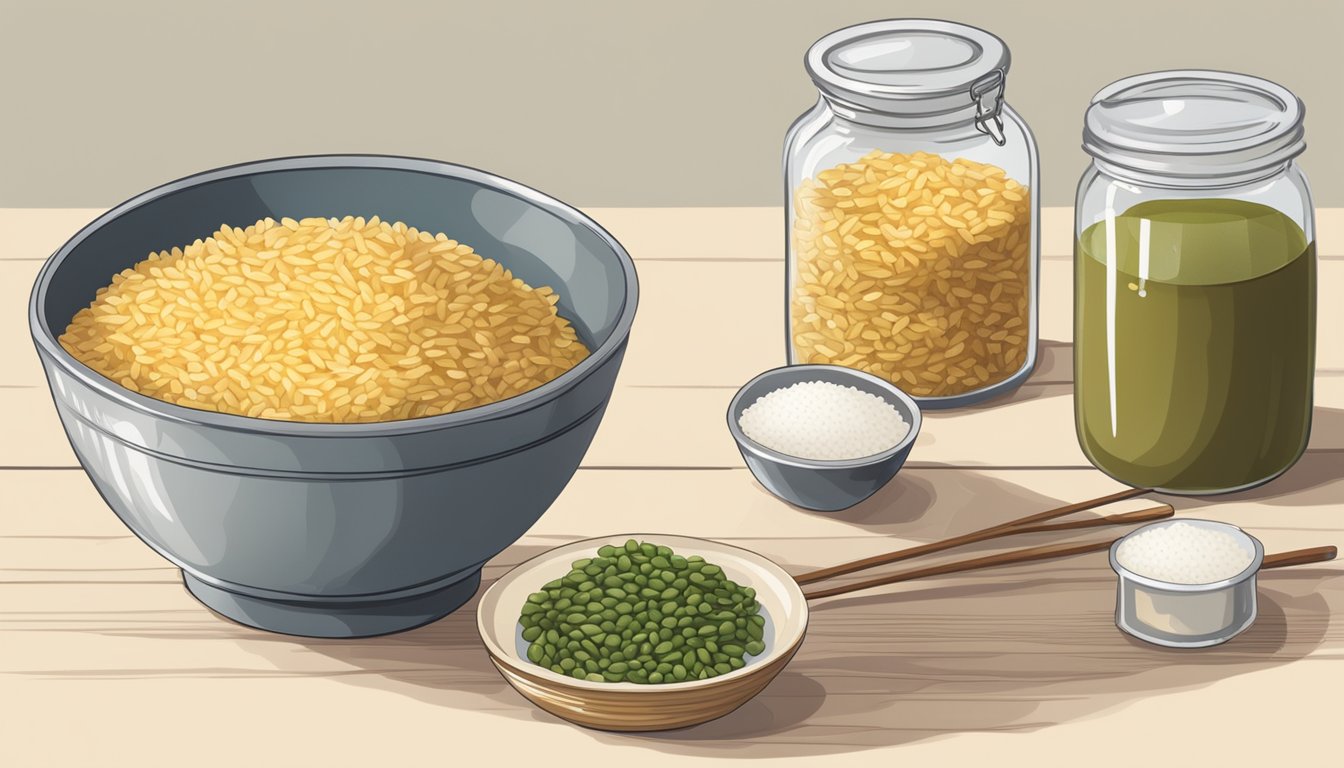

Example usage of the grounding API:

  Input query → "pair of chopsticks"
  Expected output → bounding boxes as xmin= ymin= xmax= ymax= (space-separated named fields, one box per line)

xmin=794 ymin=487 xmax=1337 ymax=600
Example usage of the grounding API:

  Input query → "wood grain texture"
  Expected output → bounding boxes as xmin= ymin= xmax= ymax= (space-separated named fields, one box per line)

xmin=3 ymin=467 xmax=1343 ymax=765
xmin=4 ymin=249 xmax=1344 ymax=469
xmin=2 ymin=208 xmax=1343 ymax=766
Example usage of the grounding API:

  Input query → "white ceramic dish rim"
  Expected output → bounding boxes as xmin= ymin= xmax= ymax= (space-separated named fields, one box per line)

xmin=726 ymin=364 xmax=923 ymax=470
xmin=477 ymin=533 xmax=809 ymax=692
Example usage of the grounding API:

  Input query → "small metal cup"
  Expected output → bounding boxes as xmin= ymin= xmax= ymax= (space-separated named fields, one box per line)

xmin=1109 ymin=519 xmax=1265 ymax=648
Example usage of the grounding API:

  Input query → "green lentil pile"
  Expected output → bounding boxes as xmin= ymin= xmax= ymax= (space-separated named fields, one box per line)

xmin=519 ymin=539 xmax=766 ymax=684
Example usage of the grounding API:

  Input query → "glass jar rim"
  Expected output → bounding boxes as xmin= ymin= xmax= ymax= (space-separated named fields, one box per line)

xmin=805 ymin=19 xmax=1011 ymax=118
xmin=1083 ymin=70 xmax=1305 ymax=182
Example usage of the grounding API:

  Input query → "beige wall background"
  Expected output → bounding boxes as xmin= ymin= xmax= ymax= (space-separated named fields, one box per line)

xmin=2 ymin=0 xmax=1338 ymax=208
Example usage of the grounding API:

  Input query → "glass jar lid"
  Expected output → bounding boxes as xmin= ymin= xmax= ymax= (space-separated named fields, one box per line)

xmin=805 ymin=19 xmax=1011 ymax=142
xmin=1083 ymin=70 xmax=1306 ymax=184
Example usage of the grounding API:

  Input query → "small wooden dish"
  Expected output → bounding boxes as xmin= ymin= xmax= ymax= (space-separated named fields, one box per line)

xmin=477 ymin=534 xmax=808 ymax=731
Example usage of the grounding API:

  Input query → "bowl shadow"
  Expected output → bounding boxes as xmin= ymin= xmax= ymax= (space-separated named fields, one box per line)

xmin=777 ymin=460 xmax=1092 ymax=542
xmin=223 ymin=545 xmax=559 ymax=726
xmin=224 ymin=469 xmax=1341 ymax=758
xmin=241 ymin=555 xmax=1339 ymax=758
xmin=198 ymin=365 xmax=1343 ymax=754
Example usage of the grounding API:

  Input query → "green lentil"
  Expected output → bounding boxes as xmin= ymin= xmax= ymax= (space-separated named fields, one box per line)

xmin=518 ymin=539 xmax=764 ymax=684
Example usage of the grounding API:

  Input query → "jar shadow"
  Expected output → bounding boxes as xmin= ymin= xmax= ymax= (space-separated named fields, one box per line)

xmin=1166 ymin=407 xmax=1344 ymax=508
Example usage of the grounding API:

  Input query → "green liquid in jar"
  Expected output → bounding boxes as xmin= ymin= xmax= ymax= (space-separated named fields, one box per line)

xmin=1075 ymin=199 xmax=1315 ymax=493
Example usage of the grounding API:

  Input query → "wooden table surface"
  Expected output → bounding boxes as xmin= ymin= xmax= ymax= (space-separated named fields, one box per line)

xmin=2 ymin=208 xmax=1341 ymax=766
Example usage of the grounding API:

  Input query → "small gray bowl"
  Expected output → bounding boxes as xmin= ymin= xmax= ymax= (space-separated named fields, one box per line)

xmin=727 ymin=365 xmax=921 ymax=512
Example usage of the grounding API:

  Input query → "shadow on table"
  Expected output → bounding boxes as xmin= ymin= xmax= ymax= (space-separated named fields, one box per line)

xmin=800 ymin=461 xmax=1083 ymax=541
xmin=628 ymin=571 xmax=1337 ymax=757
xmin=226 ymin=388 xmax=1344 ymax=755
xmin=222 ymin=545 xmax=557 ymax=725
xmin=226 ymin=465 xmax=1342 ymax=758
xmin=1167 ymin=408 xmax=1344 ymax=509
xmin=616 ymin=464 xmax=1340 ymax=755
xmin=807 ymin=416 xmax=1341 ymax=541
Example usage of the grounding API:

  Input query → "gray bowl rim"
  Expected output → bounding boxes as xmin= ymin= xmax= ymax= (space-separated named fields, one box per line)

xmin=726 ymin=364 xmax=923 ymax=469
xmin=28 ymin=154 xmax=640 ymax=437
xmin=1108 ymin=518 xmax=1266 ymax=593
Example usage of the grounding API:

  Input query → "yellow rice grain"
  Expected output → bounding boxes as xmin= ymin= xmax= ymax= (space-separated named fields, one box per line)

xmin=791 ymin=151 xmax=1031 ymax=397
xmin=60 ymin=216 xmax=590 ymax=422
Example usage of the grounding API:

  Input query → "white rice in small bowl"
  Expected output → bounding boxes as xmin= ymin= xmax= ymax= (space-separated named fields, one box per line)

xmin=737 ymin=380 xmax=910 ymax=461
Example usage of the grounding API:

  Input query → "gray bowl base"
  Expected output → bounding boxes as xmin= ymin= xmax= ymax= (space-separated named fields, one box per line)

xmin=183 ymin=570 xmax=482 ymax=638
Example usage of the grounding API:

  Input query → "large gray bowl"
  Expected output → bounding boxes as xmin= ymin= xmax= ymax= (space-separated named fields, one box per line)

xmin=29 ymin=155 xmax=638 ymax=638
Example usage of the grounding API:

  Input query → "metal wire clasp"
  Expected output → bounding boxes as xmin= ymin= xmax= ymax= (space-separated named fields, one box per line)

xmin=970 ymin=69 xmax=1007 ymax=146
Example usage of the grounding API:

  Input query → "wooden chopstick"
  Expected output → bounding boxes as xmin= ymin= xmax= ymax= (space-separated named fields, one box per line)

xmin=802 ymin=543 xmax=1338 ymax=601
xmin=974 ymin=487 xmax=1154 ymax=535
xmin=1002 ymin=504 xmax=1173 ymax=535
xmin=793 ymin=487 xmax=1157 ymax=585
xmin=1261 ymin=546 xmax=1337 ymax=569
xmin=802 ymin=539 xmax=1116 ymax=600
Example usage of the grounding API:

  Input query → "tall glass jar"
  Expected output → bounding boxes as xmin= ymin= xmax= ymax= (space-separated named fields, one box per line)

xmin=785 ymin=19 xmax=1040 ymax=408
xmin=1075 ymin=71 xmax=1315 ymax=494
